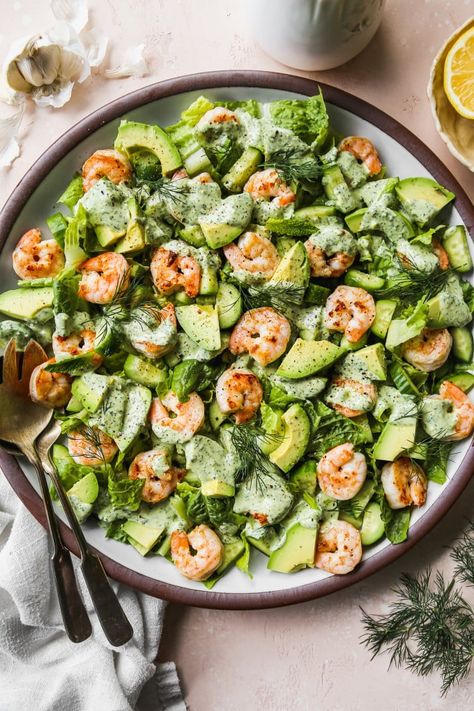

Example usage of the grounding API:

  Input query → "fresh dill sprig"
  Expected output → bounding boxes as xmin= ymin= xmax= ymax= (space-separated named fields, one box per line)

xmin=229 ymin=422 xmax=282 ymax=492
xmin=264 ymin=148 xmax=323 ymax=185
xmin=239 ymin=283 xmax=305 ymax=313
xmin=360 ymin=570 xmax=474 ymax=696
xmin=68 ymin=425 xmax=108 ymax=465
xmin=451 ymin=522 xmax=474 ymax=587
xmin=146 ymin=177 xmax=189 ymax=206
xmin=377 ymin=259 xmax=453 ymax=303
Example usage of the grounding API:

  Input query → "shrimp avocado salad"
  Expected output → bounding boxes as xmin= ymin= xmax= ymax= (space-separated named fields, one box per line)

xmin=2 ymin=90 xmax=474 ymax=585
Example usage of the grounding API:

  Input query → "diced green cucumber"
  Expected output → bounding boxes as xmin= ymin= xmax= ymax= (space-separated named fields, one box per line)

xmin=445 ymin=372 xmax=474 ymax=392
xmin=322 ymin=164 xmax=360 ymax=214
xmin=451 ymin=326 xmax=473 ymax=363
xmin=442 ymin=226 xmax=473 ymax=273
xmin=340 ymin=332 xmax=368 ymax=351
xmin=216 ymin=282 xmax=242 ymax=328
xmin=123 ymin=354 xmax=168 ymax=388
xmin=344 ymin=269 xmax=385 ymax=293
xmin=222 ymin=147 xmax=262 ymax=193
xmin=371 ymin=299 xmax=397 ymax=340
xmin=215 ymin=538 xmax=245 ymax=576
xmin=184 ymin=147 xmax=213 ymax=177
xmin=294 ymin=205 xmax=336 ymax=219
xmin=304 ymin=283 xmax=331 ymax=306
xmin=179 ymin=224 xmax=207 ymax=247
xmin=209 ymin=398 xmax=227 ymax=430
xmin=199 ymin=266 xmax=219 ymax=295
xmin=289 ymin=460 xmax=317 ymax=493
xmin=360 ymin=502 xmax=384 ymax=545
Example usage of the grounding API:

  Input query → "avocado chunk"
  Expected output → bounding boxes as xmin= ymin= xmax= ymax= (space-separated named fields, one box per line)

xmin=268 ymin=241 xmax=310 ymax=289
xmin=67 ymin=472 xmax=99 ymax=523
xmin=95 ymin=223 xmax=126 ymax=248
xmin=371 ymin=299 xmax=397 ymax=339
xmin=373 ymin=420 xmax=417 ymax=461
xmin=199 ymin=193 xmax=253 ymax=249
xmin=178 ymin=224 xmax=207 ymax=247
xmin=360 ymin=207 xmax=415 ymax=241
xmin=116 ymin=384 xmax=152 ymax=452
xmin=360 ymin=502 xmax=385 ymax=545
xmin=277 ymin=338 xmax=343 ymax=379
xmin=71 ymin=372 xmax=110 ymax=412
xmin=123 ymin=521 xmax=165 ymax=556
xmin=115 ymin=120 xmax=182 ymax=176
xmin=123 ymin=354 xmax=168 ymax=388
xmin=184 ymin=435 xmax=236 ymax=495
xmin=353 ymin=344 xmax=387 ymax=380
xmin=268 ymin=523 xmax=317 ymax=573
xmin=222 ymin=147 xmax=262 ymax=193
xmin=294 ymin=205 xmax=336 ymax=219
xmin=395 ymin=177 xmax=455 ymax=227
xmin=201 ymin=480 xmax=235 ymax=497
xmin=115 ymin=201 xmax=146 ymax=253
xmin=344 ymin=207 xmax=367 ymax=233
xmin=260 ymin=402 xmax=284 ymax=455
xmin=233 ymin=469 xmax=293 ymax=524
xmin=269 ymin=404 xmax=310 ymax=473
xmin=216 ymin=282 xmax=242 ymax=329
xmin=199 ymin=265 xmax=219 ymax=296
xmin=209 ymin=398 xmax=227 ymax=431
xmin=247 ymin=526 xmax=280 ymax=556
xmin=0 ymin=287 xmax=54 ymax=320
xmin=67 ymin=471 xmax=99 ymax=504
xmin=426 ymin=276 xmax=471 ymax=328
xmin=175 ymin=304 xmax=221 ymax=351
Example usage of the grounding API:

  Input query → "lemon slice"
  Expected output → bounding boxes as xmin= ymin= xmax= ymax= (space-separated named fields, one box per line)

xmin=443 ymin=25 xmax=474 ymax=119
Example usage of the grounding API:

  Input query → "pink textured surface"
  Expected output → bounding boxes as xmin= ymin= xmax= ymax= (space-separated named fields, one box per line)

xmin=1 ymin=2 xmax=474 ymax=709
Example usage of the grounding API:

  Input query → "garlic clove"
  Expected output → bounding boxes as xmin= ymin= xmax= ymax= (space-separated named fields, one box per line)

xmin=15 ymin=44 xmax=63 ymax=88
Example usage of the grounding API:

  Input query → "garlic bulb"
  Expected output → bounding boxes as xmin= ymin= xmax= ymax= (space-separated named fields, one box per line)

xmin=6 ymin=37 xmax=82 ymax=94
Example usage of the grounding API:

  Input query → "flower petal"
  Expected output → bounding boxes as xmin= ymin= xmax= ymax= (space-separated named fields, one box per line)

xmin=104 ymin=43 xmax=148 ymax=79
xmin=50 ymin=0 xmax=88 ymax=33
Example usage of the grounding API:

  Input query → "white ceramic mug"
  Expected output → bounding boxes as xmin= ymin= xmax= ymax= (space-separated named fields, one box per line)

xmin=244 ymin=0 xmax=386 ymax=71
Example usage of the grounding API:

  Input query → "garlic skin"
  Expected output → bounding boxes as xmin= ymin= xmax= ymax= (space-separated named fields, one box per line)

xmin=0 ymin=104 xmax=24 ymax=169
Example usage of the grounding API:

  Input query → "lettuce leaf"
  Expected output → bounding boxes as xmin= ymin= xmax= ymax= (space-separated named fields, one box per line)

xmin=221 ymin=99 xmax=261 ymax=118
xmin=171 ymin=360 xmax=217 ymax=402
xmin=166 ymin=95 xmax=215 ymax=159
xmin=268 ymin=91 xmax=329 ymax=147
xmin=58 ymin=174 xmax=84 ymax=212
xmin=108 ymin=473 xmax=143 ymax=511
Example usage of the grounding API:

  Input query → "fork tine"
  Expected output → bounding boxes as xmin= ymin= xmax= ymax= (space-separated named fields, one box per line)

xmin=2 ymin=339 xmax=21 ymax=392
xmin=21 ymin=339 xmax=48 ymax=385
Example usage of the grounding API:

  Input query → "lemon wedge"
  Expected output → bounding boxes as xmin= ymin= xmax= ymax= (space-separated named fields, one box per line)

xmin=443 ymin=25 xmax=474 ymax=119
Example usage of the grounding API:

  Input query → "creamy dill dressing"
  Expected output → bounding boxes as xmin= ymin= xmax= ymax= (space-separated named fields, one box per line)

xmin=5 ymin=88 xmax=472 ymax=584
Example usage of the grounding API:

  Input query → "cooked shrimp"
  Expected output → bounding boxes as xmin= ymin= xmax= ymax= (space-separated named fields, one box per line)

xmin=223 ymin=231 xmax=279 ymax=280
xmin=305 ymin=243 xmax=355 ymax=278
xmin=198 ymin=106 xmax=239 ymax=126
xmin=192 ymin=172 xmax=214 ymax=184
xmin=150 ymin=246 xmax=201 ymax=298
xmin=67 ymin=426 xmax=118 ymax=467
xmin=171 ymin=168 xmax=189 ymax=180
xmin=324 ymin=285 xmax=376 ymax=343
xmin=438 ymin=380 xmax=474 ymax=441
xmin=244 ymin=168 xmax=296 ymax=207
xmin=327 ymin=377 xmax=378 ymax=418
xmin=338 ymin=136 xmax=382 ymax=176
xmin=29 ymin=359 xmax=72 ymax=409
xmin=229 ymin=307 xmax=291 ymax=367
xmin=78 ymin=252 xmax=130 ymax=305
xmin=401 ymin=328 xmax=452 ymax=372
xmin=81 ymin=149 xmax=132 ymax=192
xmin=314 ymin=520 xmax=363 ymax=575
xmin=129 ymin=449 xmax=185 ymax=504
xmin=52 ymin=329 xmax=103 ymax=367
xmin=128 ymin=303 xmax=177 ymax=359
xmin=215 ymin=368 xmax=263 ymax=424
xmin=12 ymin=228 xmax=65 ymax=280
xmin=171 ymin=524 xmax=224 ymax=581
xmin=150 ymin=391 xmax=205 ymax=443
xmin=432 ymin=239 xmax=450 ymax=270
xmin=317 ymin=443 xmax=367 ymax=500
xmin=381 ymin=457 xmax=427 ymax=509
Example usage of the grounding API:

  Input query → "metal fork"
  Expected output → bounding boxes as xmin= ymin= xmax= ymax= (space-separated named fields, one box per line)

xmin=38 ymin=419 xmax=134 ymax=647
xmin=0 ymin=340 xmax=133 ymax=646
xmin=0 ymin=339 xmax=92 ymax=643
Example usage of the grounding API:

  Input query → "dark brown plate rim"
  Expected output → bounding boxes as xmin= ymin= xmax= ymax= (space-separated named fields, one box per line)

xmin=1 ymin=70 xmax=473 ymax=610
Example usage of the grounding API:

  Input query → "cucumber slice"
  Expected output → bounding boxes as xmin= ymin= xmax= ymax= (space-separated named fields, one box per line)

xmin=446 ymin=372 xmax=474 ymax=392
xmin=184 ymin=147 xmax=213 ymax=177
xmin=371 ymin=299 xmax=397 ymax=339
xmin=222 ymin=147 xmax=262 ymax=193
xmin=123 ymin=354 xmax=168 ymax=388
xmin=216 ymin=283 xmax=242 ymax=328
xmin=360 ymin=502 xmax=384 ymax=545
xmin=451 ymin=326 xmax=473 ymax=363
xmin=442 ymin=226 xmax=473 ymax=273
xmin=344 ymin=269 xmax=385 ymax=293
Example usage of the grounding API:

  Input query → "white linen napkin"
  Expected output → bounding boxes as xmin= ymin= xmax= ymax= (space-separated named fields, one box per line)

xmin=0 ymin=474 xmax=186 ymax=711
